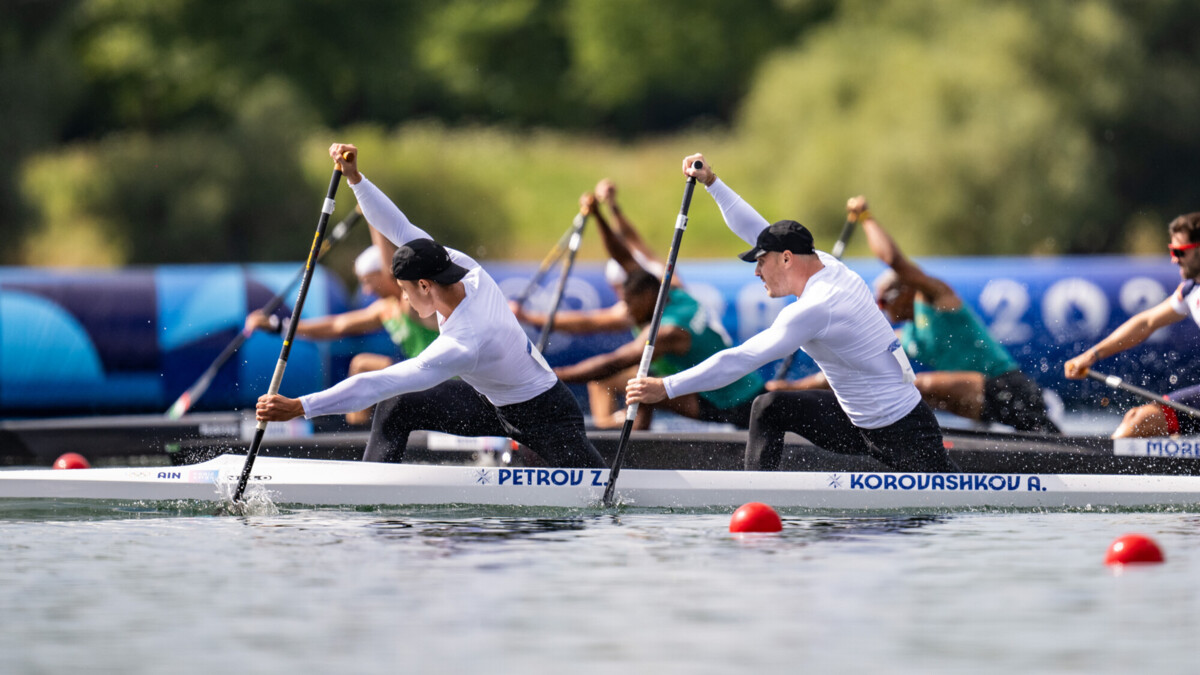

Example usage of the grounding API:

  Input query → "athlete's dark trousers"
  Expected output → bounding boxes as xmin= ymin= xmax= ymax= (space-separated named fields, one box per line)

xmin=364 ymin=379 xmax=605 ymax=468
xmin=745 ymin=390 xmax=960 ymax=473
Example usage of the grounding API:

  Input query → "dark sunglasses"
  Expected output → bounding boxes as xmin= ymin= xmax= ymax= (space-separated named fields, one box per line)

xmin=1169 ymin=242 xmax=1200 ymax=259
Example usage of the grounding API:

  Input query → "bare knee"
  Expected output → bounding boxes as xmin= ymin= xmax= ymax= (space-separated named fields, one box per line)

xmin=1112 ymin=404 xmax=1168 ymax=438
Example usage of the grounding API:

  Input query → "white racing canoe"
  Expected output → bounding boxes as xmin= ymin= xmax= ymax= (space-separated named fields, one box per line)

xmin=2 ymin=454 xmax=1200 ymax=510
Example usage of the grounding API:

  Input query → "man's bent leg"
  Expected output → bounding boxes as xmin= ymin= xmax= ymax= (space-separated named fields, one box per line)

xmin=1113 ymin=383 xmax=1200 ymax=439
xmin=861 ymin=401 xmax=959 ymax=473
xmin=500 ymin=380 xmax=606 ymax=468
xmin=745 ymin=391 xmax=871 ymax=470
xmin=346 ymin=353 xmax=394 ymax=426
xmin=365 ymin=380 xmax=507 ymax=463
xmin=1113 ymin=404 xmax=1169 ymax=438
xmin=982 ymin=370 xmax=1061 ymax=434
xmin=914 ymin=371 xmax=985 ymax=421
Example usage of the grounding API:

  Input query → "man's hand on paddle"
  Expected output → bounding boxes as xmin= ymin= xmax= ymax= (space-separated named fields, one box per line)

xmin=243 ymin=309 xmax=280 ymax=334
xmin=626 ymin=376 xmax=668 ymax=405
xmin=682 ymin=153 xmax=715 ymax=187
xmin=595 ymin=179 xmax=616 ymax=205
xmin=1064 ymin=351 xmax=1097 ymax=380
xmin=579 ymin=191 xmax=596 ymax=216
xmin=846 ymin=195 xmax=870 ymax=222
xmin=329 ymin=143 xmax=361 ymax=184
xmin=256 ymin=394 xmax=305 ymax=422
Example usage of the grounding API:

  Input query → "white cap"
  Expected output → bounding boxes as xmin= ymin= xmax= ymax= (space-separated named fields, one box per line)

xmin=604 ymin=259 xmax=628 ymax=286
xmin=354 ymin=245 xmax=383 ymax=278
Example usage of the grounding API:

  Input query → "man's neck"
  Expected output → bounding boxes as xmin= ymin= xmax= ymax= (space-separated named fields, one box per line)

xmin=786 ymin=256 xmax=824 ymax=298
xmin=434 ymin=282 xmax=467 ymax=318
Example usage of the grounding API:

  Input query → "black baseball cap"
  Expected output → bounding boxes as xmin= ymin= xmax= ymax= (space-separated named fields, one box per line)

xmin=391 ymin=238 xmax=469 ymax=284
xmin=738 ymin=220 xmax=815 ymax=262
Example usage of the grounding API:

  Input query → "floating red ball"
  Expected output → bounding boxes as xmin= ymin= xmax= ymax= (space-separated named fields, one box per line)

xmin=1105 ymin=533 xmax=1164 ymax=566
xmin=729 ymin=502 xmax=782 ymax=533
xmin=52 ymin=453 xmax=90 ymax=470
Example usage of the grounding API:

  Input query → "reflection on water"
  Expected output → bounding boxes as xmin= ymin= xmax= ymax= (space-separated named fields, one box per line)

xmin=367 ymin=516 xmax=592 ymax=559
xmin=370 ymin=516 xmax=586 ymax=541
xmin=803 ymin=514 xmax=946 ymax=541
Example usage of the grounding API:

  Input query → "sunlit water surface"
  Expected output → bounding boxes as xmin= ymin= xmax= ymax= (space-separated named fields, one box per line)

xmin=0 ymin=500 xmax=1197 ymax=674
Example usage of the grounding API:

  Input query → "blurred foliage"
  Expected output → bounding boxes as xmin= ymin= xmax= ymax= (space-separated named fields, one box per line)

xmin=735 ymin=0 xmax=1130 ymax=255
xmin=3 ymin=0 xmax=1200 ymax=269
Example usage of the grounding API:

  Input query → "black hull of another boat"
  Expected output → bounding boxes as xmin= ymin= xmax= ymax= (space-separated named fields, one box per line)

xmin=4 ymin=413 xmax=1200 ymax=476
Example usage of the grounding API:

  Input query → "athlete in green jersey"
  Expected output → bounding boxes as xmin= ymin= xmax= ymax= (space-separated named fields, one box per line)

xmin=380 ymin=301 xmax=439 ymax=359
xmin=247 ymin=244 xmax=439 ymax=425
xmin=555 ymin=268 xmax=765 ymax=430
xmin=770 ymin=196 xmax=1059 ymax=434
xmin=900 ymin=300 xmax=1017 ymax=377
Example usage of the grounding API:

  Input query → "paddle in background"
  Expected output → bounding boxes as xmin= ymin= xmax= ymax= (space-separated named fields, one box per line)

xmin=770 ymin=215 xmax=857 ymax=382
xmin=536 ymin=206 xmax=590 ymax=352
xmin=1086 ymin=369 xmax=1200 ymax=420
xmin=602 ymin=160 xmax=702 ymax=507
xmin=164 ymin=207 xmax=363 ymax=420
xmin=512 ymin=221 xmax=576 ymax=309
xmin=231 ymin=152 xmax=353 ymax=504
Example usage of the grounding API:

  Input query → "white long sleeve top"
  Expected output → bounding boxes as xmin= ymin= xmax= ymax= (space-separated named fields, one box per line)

xmin=299 ymin=176 xmax=557 ymax=417
xmin=660 ymin=178 xmax=921 ymax=429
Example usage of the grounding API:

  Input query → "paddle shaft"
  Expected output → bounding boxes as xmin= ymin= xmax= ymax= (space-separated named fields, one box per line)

xmin=233 ymin=161 xmax=348 ymax=502
xmin=602 ymin=161 xmax=701 ymax=507
xmin=772 ymin=217 xmax=856 ymax=381
xmin=165 ymin=210 xmax=363 ymax=419
xmin=829 ymin=217 xmax=856 ymax=259
xmin=515 ymin=225 xmax=575 ymax=306
xmin=1086 ymin=369 xmax=1200 ymax=420
xmin=536 ymin=210 xmax=589 ymax=352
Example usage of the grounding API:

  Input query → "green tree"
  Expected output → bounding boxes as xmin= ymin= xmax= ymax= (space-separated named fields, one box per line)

xmin=733 ymin=0 xmax=1134 ymax=254
xmin=0 ymin=0 xmax=83 ymax=263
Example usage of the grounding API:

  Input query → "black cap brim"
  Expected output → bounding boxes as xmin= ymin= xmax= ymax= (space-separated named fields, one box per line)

xmin=738 ymin=246 xmax=765 ymax=262
xmin=429 ymin=262 xmax=469 ymax=284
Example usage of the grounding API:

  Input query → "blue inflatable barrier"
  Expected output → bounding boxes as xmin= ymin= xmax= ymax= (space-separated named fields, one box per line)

xmin=2 ymin=256 xmax=1197 ymax=417
xmin=0 ymin=264 xmax=360 ymax=415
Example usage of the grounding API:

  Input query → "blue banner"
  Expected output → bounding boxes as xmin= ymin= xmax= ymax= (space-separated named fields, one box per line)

xmin=2 ymin=255 xmax=1196 ymax=416
xmin=0 ymin=264 xmax=357 ymax=415
xmin=491 ymin=255 xmax=1200 ymax=412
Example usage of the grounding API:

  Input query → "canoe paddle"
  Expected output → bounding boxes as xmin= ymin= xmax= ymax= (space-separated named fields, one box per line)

xmin=514 ymin=224 xmax=575 ymax=307
xmin=536 ymin=207 xmax=589 ymax=352
xmin=1086 ymin=369 xmax=1200 ymax=420
xmin=602 ymin=160 xmax=702 ymax=507
xmin=771 ymin=216 xmax=856 ymax=381
xmin=165 ymin=208 xmax=363 ymax=420
xmin=231 ymin=152 xmax=352 ymax=504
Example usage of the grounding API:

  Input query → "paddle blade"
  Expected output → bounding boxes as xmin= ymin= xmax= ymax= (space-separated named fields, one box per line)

xmin=165 ymin=393 xmax=191 ymax=420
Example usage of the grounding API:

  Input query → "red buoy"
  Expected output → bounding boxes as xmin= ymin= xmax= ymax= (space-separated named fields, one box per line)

xmin=729 ymin=502 xmax=782 ymax=533
xmin=52 ymin=453 xmax=90 ymax=470
xmin=1105 ymin=533 xmax=1164 ymax=566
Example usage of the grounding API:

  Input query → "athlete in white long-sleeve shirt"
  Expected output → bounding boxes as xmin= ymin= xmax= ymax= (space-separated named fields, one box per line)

xmin=625 ymin=154 xmax=959 ymax=473
xmin=256 ymin=144 xmax=604 ymax=468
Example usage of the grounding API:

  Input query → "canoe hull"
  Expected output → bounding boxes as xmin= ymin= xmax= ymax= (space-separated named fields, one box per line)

xmin=3 ymin=454 xmax=1200 ymax=510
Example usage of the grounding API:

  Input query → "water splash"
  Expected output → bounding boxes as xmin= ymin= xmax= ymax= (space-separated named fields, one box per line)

xmin=213 ymin=481 xmax=279 ymax=516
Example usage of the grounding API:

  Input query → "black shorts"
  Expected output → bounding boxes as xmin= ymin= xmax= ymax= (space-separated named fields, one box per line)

xmin=1161 ymin=383 xmax=1200 ymax=435
xmin=981 ymin=370 xmax=1060 ymax=434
